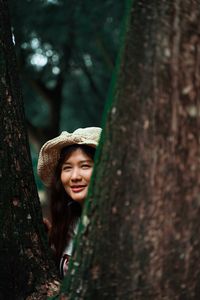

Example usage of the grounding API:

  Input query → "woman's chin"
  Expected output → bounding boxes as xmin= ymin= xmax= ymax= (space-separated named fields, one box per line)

xmin=71 ymin=193 xmax=86 ymax=204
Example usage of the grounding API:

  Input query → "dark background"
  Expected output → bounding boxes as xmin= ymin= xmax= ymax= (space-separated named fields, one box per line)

xmin=9 ymin=0 xmax=125 ymax=192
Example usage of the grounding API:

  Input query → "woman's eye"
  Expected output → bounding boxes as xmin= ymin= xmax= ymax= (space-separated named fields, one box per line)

xmin=62 ymin=166 xmax=71 ymax=171
xmin=82 ymin=164 xmax=90 ymax=169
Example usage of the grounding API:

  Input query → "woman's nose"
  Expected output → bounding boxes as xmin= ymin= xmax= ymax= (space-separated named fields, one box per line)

xmin=71 ymin=167 xmax=81 ymax=180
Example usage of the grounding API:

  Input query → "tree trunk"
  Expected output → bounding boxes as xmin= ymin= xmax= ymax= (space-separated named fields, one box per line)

xmin=0 ymin=1 xmax=58 ymax=299
xmin=57 ymin=0 xmax=200 ymax=299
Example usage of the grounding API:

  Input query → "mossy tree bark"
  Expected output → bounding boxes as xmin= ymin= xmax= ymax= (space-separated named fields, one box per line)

xmin=56 ymin=0 xmax=200 ymax=299
xmin=0 ymin=1 xmax=58 ymax=299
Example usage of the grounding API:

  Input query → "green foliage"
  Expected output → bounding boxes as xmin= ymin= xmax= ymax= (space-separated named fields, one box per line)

xmin=8 ymin=0 xmax=125 ymax=193
xmin=9 ymin=0 xmax=125 ymax=130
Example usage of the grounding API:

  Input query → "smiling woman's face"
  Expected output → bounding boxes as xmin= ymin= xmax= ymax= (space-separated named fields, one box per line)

xmin=60 ymin=148 xmax=94 ymax=204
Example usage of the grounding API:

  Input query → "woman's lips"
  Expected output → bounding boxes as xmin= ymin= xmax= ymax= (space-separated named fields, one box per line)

xmin=71 ymin=186 xmax=86 ymax=193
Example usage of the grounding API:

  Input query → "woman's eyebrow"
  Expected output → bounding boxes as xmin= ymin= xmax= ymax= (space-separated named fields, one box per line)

xmin=62 ymin=162 xmax=71 ymax=166
xmin=79 ymin=159 xmax=93 ymax=163
xmin=63 ymin=159 xmax=93 ymax=165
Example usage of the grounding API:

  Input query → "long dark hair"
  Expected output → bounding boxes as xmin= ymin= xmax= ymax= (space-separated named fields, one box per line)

xmin=49 ymin=144 xmax=95 ymax=263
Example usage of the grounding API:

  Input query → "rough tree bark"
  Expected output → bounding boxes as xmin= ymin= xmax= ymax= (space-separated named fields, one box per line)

xmin=54 ymin=0 xmax=200 ymax=299
xmin=0 ymin=1 xmax=59 ymax=299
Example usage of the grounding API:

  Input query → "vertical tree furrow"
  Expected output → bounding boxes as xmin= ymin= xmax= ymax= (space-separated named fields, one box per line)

xmin=59 ymin=0 xmax=200 ymax=299
xmin=0 ymin=1 xmax=58 ymax=299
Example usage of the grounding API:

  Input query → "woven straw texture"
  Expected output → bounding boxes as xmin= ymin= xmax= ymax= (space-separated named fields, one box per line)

xmin=37 ymin=127 xmax=102 ymax=186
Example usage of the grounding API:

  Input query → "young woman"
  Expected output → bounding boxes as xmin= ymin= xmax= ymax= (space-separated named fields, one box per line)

xmin=37 ymin=127 xmax=102 ymax=278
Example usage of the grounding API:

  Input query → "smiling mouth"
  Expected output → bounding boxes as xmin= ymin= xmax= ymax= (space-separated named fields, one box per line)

xmin=71 ymin=186 xmax=86 ymax=193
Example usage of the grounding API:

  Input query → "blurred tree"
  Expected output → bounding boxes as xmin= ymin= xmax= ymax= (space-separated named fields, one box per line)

xmin=52 ymin=0 xmax=200 ymax=299
xmin=8 ymin=0 xmax=125 ymax=192
xmin=9 ymin=0 xmax=125 ymax=151
xmin=0 ymin=1 xmax=58 ymax=298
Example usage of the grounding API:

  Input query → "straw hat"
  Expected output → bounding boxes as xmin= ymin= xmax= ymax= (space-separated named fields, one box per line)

xmin=37 ymin=127 xmax=102 ymax=186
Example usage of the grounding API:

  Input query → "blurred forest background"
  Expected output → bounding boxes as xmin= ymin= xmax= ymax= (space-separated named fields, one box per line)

xmin=9 ymin=0 xmax=125 ymax=199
